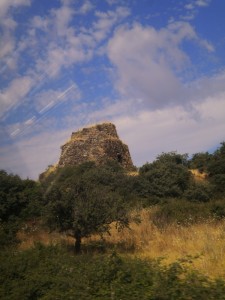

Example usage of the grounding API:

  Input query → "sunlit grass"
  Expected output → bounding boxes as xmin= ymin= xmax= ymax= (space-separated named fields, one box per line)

xmin=86 ymin=208 xmax=225 ymax=278
xmin=18 ymin=207 xmax=225 ymax=278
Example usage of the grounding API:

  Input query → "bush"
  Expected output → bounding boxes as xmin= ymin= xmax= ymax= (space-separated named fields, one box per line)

xmin=183 ymin=181 xmax=213 ymax=202
xmin=209 ymin=199 xmax=225 ymax=220
xmin=1 ymin=245 xmax=225 ymax=299
xmin=151 ymin=199 xmax=212 ymax=227
xmin=0 ymin=170 xmax=43 ymax=222
xmin=140 ymin=152 xmax=192 ymax=198
xmin=189 ymin=152 xmax=212 ymax=173
xmin=0 ymin=222 xmax=19 ymax=250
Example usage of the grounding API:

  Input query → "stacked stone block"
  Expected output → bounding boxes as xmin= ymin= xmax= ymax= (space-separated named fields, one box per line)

xmin=58 ymin=123 xmax=134 ymax=170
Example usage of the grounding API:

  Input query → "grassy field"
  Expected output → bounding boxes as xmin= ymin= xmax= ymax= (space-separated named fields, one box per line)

xmin=18 ymin=207 xmax=225 ymax=279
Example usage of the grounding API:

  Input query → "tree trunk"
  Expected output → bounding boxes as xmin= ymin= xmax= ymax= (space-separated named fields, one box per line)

xmin=74 ymin=233 xmax=81 ymax=254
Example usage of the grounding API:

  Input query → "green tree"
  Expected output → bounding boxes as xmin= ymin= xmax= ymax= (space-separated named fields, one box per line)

xmin=208 ymin=142 xmax=225 ymax=195
xmin=139 ymin=152 xmax=191 ymax=198
xmin=44 ymin=164 xmax=130 ymax=253
xmin=0 ymin=170 xmax=43 ymax=248
xmin=0 ymin=170 xmax=42 ymax=222
xmin=189 ymin=152 xmax=212 ymax=173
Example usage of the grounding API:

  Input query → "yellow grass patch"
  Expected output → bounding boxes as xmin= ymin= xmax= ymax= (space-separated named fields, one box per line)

xmin=17 ymin=222 xmax=74 ymax=250
xmin=190 ymin=169 xmax=208 ymax=181
xmin=86 ymin=208 xmax=225 ymax=278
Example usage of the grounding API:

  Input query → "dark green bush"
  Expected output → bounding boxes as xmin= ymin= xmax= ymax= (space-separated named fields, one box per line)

xmin=183 ymin=181 xmax=213 ymax=202
xmin=1 ymin=244 xmax=225 ymax=300
xmin=0 ymin=222 xmax=19 ymax=250
xmin=209 ymin=199 xmax=225 ymax=220
xmin=0 ymin=170 xmax=42 ymax=222
xmin=140 ymin=152 xmax=192 ymax=198
xmin=151 ymin=199 xmax=212 ymax=227
xmin=189 ymin=152 xmax=212 ymax=173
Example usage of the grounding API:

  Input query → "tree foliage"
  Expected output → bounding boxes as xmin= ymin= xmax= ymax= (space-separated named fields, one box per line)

xmin=44 ymin=162 xmax=130 ymax=252
xmin=0 ymin=170 xmax=42 ymax=248
xmin=207 ymin=142 xmax=225 ymax=195
xmin=139 ymin=152 xmax=192 ymax=198
xmin=189 ymin=152 xmax=212 ymax=173
xmin=0 ymin=170 xmax=42 ymax=223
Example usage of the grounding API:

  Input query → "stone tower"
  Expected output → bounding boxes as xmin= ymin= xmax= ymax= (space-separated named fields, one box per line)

xmin=58 ymin=123 xmax=134 ymax=170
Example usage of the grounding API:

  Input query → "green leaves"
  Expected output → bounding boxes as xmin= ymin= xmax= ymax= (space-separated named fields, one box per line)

xmin=44 ymin=163 xmax=130 ymax=252
xmin=140 ymin=152 xmax=192 ymax=198
xmin=1 ymin=245 xmax=225 ymax=300
xmin=0 ymin=170 xmax=42 ymax=222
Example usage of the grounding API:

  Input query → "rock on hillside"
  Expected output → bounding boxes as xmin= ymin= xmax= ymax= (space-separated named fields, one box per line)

xmin=58 ymin=123 xmax=134 ymax=170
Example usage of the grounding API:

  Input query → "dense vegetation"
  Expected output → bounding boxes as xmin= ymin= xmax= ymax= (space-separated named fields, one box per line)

xmin=1 ymin=244 xmax=225 ymax=300
xmin=1 ymin=142 xmax=225 ymax=299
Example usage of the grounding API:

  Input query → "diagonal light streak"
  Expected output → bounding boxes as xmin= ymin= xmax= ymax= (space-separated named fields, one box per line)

xmin=9 ymin=84 xmax=77 ymax=138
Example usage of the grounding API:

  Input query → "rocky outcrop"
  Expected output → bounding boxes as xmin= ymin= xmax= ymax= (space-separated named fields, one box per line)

xmin=58 ymin=123 xmax=134 ymax=170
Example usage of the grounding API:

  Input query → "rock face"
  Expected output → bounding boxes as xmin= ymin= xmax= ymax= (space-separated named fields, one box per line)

xmin=58 ymin=123 xmax=134 ymax=170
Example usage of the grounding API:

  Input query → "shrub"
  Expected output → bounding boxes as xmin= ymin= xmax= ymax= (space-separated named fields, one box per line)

xmin=1 ymin=245 xmax=225 ymax=299
xmin=151 ymin=199 xmax=212 ymax=227
xmin=140 ymin=152 xmax=192 ymax=198
xmin=184 ymin=181 xmax=213 ymax=202
xmin=210 ymin=199 xmax=225 ymax=220
xmin=0 ymin=222 xmax=19 ymax=250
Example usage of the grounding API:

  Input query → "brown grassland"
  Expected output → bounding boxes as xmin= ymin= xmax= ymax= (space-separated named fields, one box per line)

xmin=18 ymin=207 xmax=225 ymax=279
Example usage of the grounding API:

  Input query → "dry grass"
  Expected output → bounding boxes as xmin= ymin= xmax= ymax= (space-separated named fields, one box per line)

xmin=17 ymin=223 xmax=74 ymax=250
xmin=86 ymin=208 xmax=225 ymax=278
xmin=17 ymin=208 xmax=225 ymax=278
xmin=190 ymin=169 xmax=208 ymax=181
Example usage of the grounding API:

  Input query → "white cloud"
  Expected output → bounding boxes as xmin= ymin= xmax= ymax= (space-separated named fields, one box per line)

xmin=0 ymin=32 xmax=15 ymax=60
xmin=115 ymin=93 xmax=225 ymax=167
xmin=106 ymin=0 xmax=118 ymax=5
xmin=1 ymin=1 xmax=130 ymax=83
xmin=0 ymin=0 xmax=31 ymax=71
xmin=185 ymin=3 xmax=194 ymax=10
xmin=92 ymin=6 xmax=130 ymax=41
xmin=0 ymin=0 xmax=30 ymax=19
xmin=106 ymin=0 xmax=127 ymax=5
xmin=107 ymin=21 xmax=214 ymax=109
xmin=0 ymin=76 xmax=34 ymax=118
xmin=0 ymin=129 xmax=72 ymax=179
xmin=51 ymin=5 xmax=74 ymax=36
xmin=196 ymin=0 xmax=211 ymax=7
xmin=185 ymin=0 xmax=211 ymax=10
xmin=28 ymin=3 xmax=95 ymax=78
xmin=199 ymin=39 xmax=214 ymax=52
xmin=183 ymin=0 xmax=211 ymax=20
xmin=27 ymin=4 xmax=130 ymax=79
xmin=1 ymin=1 xmax=127 ymax=124
xmin=34 ymin=84 xmax=81 ymax=114
xmin=79 ymin=1 xmax=94 ymax=14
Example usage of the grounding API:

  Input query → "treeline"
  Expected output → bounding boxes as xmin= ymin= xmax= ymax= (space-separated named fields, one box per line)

xmin=1 ymin=141 xmax=225 ymax=250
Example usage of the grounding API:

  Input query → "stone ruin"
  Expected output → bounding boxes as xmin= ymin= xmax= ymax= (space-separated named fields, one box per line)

xmin=58 ymin=122 xmax=134 ymax=170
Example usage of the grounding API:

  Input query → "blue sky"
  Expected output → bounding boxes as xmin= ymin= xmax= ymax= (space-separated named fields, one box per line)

xmin=0 ymin=0 xmax=225 ymax=179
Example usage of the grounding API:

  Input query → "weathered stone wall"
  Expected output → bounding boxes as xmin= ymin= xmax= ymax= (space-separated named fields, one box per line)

xmin=58 ymin=123 xmax=134 ymax=170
